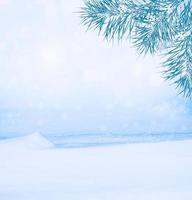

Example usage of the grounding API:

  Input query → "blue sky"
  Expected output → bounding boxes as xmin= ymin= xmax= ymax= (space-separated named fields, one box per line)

xmin=0 ymin=0 xmax=191 ymax=136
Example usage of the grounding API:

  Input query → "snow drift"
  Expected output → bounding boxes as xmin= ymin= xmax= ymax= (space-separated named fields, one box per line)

xmin=0 ymin=132 xmax=54 ymax=150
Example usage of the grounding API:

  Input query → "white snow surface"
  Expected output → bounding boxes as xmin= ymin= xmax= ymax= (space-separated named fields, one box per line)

xmin=0 ymin=134 xmax=192 ymax=200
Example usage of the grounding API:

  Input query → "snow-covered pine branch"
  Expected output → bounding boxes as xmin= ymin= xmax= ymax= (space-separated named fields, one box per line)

xmin=80 ymin=0 xmax=192 ymax=98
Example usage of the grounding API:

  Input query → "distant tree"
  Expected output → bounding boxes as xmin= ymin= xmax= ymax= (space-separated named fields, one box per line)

xmin=80 ymin=0 xmax=192 ymax=98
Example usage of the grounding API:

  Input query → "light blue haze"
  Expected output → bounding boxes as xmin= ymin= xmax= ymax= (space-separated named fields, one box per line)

xmin=0 ymin=0 xmax=191 ymax=137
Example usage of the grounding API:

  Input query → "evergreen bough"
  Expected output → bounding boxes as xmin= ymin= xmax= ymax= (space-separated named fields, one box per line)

xmin=80 ymin=0 xmax=192 ymax=98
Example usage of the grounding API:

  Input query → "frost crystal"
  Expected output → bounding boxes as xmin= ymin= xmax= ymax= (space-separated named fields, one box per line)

xmin=118 ymin=3 xmax=127 ymax=14
xmin=164 ymin=4 xmax=173 ymax=14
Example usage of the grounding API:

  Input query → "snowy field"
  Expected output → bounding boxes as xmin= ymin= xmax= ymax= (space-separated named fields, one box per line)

xmin=0 ymin=132 xmax=192 ymax=200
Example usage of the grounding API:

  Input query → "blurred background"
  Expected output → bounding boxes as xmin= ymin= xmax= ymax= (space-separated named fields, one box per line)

xmin=0 ymin=0 xmax=191 ymax=138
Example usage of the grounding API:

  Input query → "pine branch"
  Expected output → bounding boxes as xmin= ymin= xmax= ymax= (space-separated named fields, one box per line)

xmin=133 ymin=0 xmax=182 ymax=54
xmin=80 ymin=0 xmax=145 ymax=40
xmin=133 ymin=15 xmax=175 ymax=54
xmin=80 ymin=0 xmax=192 ymax=98
xmin=163 ymin=34 xmax=192 ymax=97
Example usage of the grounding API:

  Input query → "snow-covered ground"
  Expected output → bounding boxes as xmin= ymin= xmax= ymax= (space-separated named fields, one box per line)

xmin=0 ymin=132 xmax=192 ymax=200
